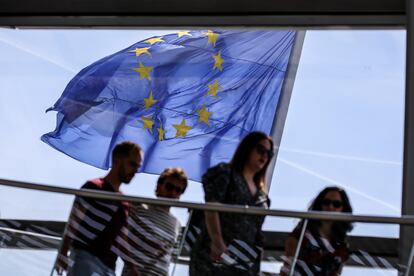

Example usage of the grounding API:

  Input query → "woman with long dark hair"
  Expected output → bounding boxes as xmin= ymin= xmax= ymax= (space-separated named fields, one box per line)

xmin=189 ymin=131 xmax=274 ymax=276
xmin=280 ymin=186 xmax=353 ymax=276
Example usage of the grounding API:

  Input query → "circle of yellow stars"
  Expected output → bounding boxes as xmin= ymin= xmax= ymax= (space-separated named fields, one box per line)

xmin=131 ymin=30 xmax=224 ymax=141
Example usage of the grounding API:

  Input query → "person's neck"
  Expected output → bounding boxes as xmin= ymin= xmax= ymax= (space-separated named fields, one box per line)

xmin=152 ymin=195 xmax=170 ymax=213
xmin=243 ymin=166 xmax=256 ymax=183
xmin=103 ymin=171 xmax=122 ymax=192
xmin=158 ymin=206 xmax=170 ymax=212
xmin=319 ymin=221 xmax=332 ymax=238
xmin=152 ymin=200 xmax=170 ymax=212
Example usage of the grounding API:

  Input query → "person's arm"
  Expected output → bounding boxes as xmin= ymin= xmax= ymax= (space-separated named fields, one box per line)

xmin=332 ymin=243 xmax=349 ymax=276
xmin=201 ymin=163 xmax=232 ymax=261
xmin=204 ymin=210 xmax=227 ymax=261
xmin=335 ymin=265 xmax=344 ymax=276
xmin=280 ymin=236 xmax=298 ymax=276
xmin=122 ymin=262 xmax=141 ymax=276
xmin=55 ymin=234 xmax=73 ymax=275
xmin=54 ymin=200 xmax=82 ymax=275
xmin=116 ymin=208 xmax=153 ymax=276
xmin=285 ymin=236 xmax=298 ymax=257
xmin=115 ymin=222 xmax=142 ymax=276
xmin=54 ymin=197 xmax=87 ymax=275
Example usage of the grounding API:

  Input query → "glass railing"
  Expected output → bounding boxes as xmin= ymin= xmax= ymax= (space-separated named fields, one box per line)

xmin=0 ymin=178 xmax=412 ymax=276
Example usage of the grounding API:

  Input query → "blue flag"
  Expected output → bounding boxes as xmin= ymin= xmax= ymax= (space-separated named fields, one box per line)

xmin=42 ymin=30 xmax=296 ymax=181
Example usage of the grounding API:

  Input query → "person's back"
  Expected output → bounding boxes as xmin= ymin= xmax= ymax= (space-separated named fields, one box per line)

xmin=68 ymin=178 xmax=130 ymax=272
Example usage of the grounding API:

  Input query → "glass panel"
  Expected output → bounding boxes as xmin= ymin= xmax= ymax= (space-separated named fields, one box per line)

xmin=267 ymin=30 xmax=405 ymax=238
xmin=281 ymin=221 xmax=400 ymax=276
xmin=0 ymin=28 xmax=406 ymax=275
xmin=0 ymin=249 xmax=56 ymax=275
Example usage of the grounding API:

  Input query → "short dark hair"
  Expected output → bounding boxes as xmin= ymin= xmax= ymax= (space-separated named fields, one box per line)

xmin=112 ymin=141 xmax=142 ymax=163
xmin=157 ymin=167 xmax=188 ymax=193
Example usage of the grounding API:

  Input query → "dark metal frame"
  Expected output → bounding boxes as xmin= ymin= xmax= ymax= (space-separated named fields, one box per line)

xmin=0 ymin=0 xmax=406 ymax=27
xmin=0 ymin=0 xmax=411 ymax=271
xmin=400 ymin=0 xmax=414 ymax=272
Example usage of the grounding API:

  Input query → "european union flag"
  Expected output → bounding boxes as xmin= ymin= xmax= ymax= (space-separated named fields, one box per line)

xmin=42 ymin=30 xmax=297 ymax=181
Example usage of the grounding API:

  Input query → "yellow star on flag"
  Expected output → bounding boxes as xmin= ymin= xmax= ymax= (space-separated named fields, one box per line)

xmin=130 ymin=47 xmax=151 ymax=57
xmin=177 ymin=31 xmax=191 ymax=38
xmin=173 ymin=118 xmax=192 ymax=138
xmin=203 ymin=30 xmax=219 ymax=46
xmin=157 ymin=124 xmax=166 ymax=141
xmin=141 ymin=115 xmax=154 ymax=133
xmin=197 ymin=106 xmax=213 ymax=125
xmin=144 ymin=37 xmax=165 ymax=45
xmin=206 ymin=79 xmax=221 ymax=97
xmin=212 ymin=51 xmax=224 ymax=71
xmin=132 ymin=62 xmax=152 ymax=80
xmin=144 ymin=90 xmax=157 ymax=109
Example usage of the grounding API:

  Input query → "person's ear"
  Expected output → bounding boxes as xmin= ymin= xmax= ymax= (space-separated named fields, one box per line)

xmin=111 ymin=158 xmax=120 ymax=169
xmin=155 ymin=183 xmax=161 ymax=196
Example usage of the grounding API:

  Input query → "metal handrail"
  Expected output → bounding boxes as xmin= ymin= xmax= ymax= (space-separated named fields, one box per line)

xmin=0 ymin=226 xmax=61 ymax=240
xmin=0 ymin=177 xmax=412 ymax=225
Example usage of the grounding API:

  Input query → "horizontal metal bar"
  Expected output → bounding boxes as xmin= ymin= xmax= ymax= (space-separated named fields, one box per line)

xmin=0 ymin=177 xmax=411 ymax=225
xmin=0 ymin=227 xmax=61 ymax=240
xmin=0 ymin=15 xmax=405 ymax=28
xmin=0 ymin=0 xmax=405 ymax=14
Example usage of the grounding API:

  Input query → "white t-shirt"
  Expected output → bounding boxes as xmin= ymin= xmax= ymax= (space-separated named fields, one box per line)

xmin=119 ymin=203 xmax=181 ymax=276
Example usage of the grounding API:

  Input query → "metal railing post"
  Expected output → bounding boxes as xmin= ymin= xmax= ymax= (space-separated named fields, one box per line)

xmin=405 ymin=242 xmax=414 ymax=276
xmin=171 ymin=209 xmax=194 ymax=276
xmin=289 ymin=219 xmax=308 ymax=276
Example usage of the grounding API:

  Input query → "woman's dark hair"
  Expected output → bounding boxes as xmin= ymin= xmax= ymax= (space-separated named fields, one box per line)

xmin=295 ymin=186 xmax=353 ymax=243
xmin=230 ymin=131 xmax=274 ymax=192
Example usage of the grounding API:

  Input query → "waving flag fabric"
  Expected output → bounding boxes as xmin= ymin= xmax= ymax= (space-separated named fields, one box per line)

xmin=42 ymin=30 xmax=296 ymax=181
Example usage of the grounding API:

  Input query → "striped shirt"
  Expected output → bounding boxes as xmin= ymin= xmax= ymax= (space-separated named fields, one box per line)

xmin=280 ymin=229 xmax=349 ymax=276
xmin=68 ymin=179 xmax=129 ymax=270
xmin=115 ymin=203 xmax=181 ymax=276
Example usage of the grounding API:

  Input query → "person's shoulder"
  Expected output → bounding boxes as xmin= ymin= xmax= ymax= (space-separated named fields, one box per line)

xmin=214 ymin=162 xmax=231 ymax=171
xmin=129 ymin=203 xmax=147 ymax=213
xmin=167 ymin=213 xmax=182 ymax=232
xmin=81 ymin=178 xmax=104 ymax=190
xmin=289 ymin=224 xmax=306 ymax=239
xmin=204 ymin=162 xmax=231 ymax=176
xmin=167 ymin=212 xmax=180 ymax=224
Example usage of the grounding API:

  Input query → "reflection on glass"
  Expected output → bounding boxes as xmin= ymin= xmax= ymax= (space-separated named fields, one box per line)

xmin=0 ymin=28 xmax=406 ymax=275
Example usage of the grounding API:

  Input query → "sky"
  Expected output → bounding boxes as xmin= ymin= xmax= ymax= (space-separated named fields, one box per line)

xmin=0 ymin=28 xmax=406 ymax=275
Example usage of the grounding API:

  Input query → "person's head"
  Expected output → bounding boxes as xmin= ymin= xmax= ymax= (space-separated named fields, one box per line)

xmin=231 ymin=131 xmax=274 ymax=191
xmin=156 ymin=167 xmax=188 ymax=199
xmin=309 ymin=186 xmax=353 ymax=214
xmin=303 ymin=186 xmax=353 ymax=242
xmin=111 ymin=141 xmax=143 ymax=184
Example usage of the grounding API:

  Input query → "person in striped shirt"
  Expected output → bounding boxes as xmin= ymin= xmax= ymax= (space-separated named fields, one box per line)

xmin=280 ymin=186 xmax=353 ymax=276
xmin=119 ymin=167 xmax=188 ymax=276
xmin=55 ymin=141 xmax=143 ymax=276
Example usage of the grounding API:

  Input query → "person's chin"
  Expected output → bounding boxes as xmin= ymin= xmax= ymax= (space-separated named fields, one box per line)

xmin=123 ymin=177 xmax=133 ymax=184
xmin=157 ymin=195 xmax=178 ymax=200
xmin=256 ymin=163 xmax=265 ymax=170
